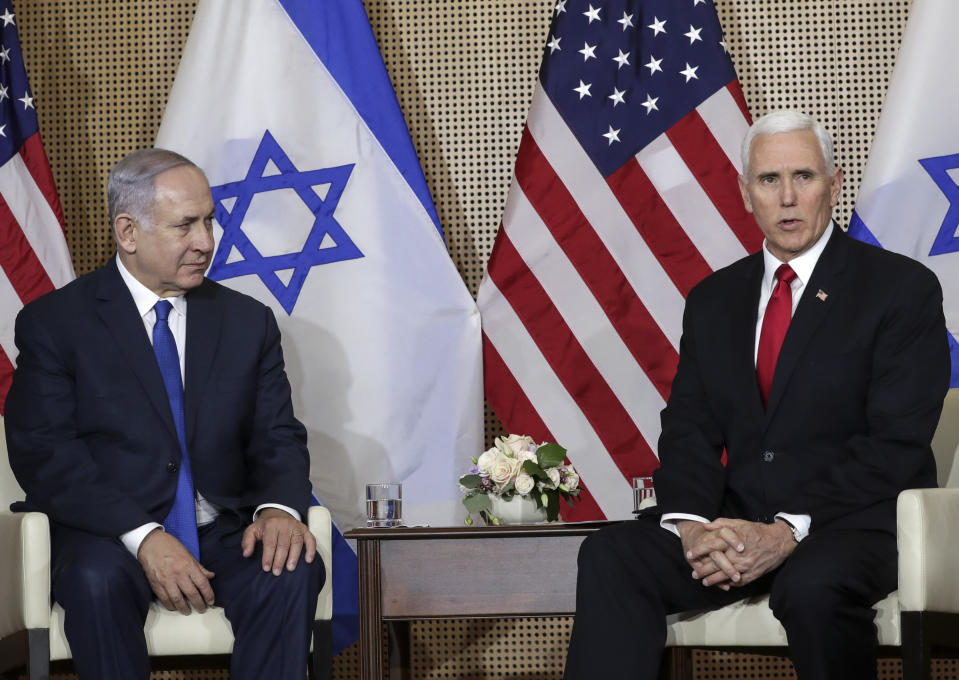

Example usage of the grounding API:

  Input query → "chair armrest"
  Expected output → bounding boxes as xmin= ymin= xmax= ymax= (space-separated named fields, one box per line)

xmin=0 ymin=511 xmax=51 ymax=638
xmin=307 ymin=505 xmax=332 ymax=621
xmin=897 ymin=488 xmax=959 ymax=612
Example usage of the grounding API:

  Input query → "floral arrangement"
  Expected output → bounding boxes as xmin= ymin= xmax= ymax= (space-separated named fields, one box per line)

xmin=459 ymin=434 xmax=580 ymax=524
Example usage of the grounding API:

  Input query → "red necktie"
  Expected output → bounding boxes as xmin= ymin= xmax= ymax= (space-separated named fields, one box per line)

xmin=756 ymin=264 xmax=797 ymax=407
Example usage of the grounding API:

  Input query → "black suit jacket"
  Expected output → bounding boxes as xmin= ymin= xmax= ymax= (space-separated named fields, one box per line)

xmin=4 ymin=257 xmax=311 ymax=537
xmin=653 ymin=226 xmax=950 ymax=535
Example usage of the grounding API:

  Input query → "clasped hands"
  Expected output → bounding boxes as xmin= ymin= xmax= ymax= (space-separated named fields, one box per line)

xmin=676 ymin=518 xmax=797 ymax=591
xmin=137 ymin=507 xmax=316 ymax=615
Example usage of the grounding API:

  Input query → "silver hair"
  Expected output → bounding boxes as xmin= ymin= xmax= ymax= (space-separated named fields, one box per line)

xmin=107 ymin=148 xmax=204 ymax=228
xmin=740 ymin=110 xmax=836 ymax=178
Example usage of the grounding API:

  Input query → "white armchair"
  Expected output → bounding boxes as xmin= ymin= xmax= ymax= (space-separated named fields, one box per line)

xmin=660 ymin=392 xmax=959 ymax=680
xmin=0 ymin=417 xmax=334 ymax=680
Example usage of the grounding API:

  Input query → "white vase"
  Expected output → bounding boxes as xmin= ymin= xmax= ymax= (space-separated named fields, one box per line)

xmin=488 ymin=494 xmax=548 ymax=525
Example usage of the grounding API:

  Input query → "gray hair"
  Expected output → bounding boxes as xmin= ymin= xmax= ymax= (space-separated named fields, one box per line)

xmin=740 ymin=110 xmax=836 ymax=178
xmin=107 ymin=148 xmax=204 ymax=228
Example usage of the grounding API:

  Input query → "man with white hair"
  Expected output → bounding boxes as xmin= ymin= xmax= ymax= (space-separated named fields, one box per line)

xmin=5 ymin=148 xmax=323 ymax=679
xmin=564 ymin=111 xmax=950 ymax=679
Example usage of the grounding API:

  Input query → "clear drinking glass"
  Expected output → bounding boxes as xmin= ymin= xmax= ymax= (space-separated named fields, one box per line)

xmin=632 ymin=476 xmax=656 ymax=513
xmin=366 ymin=482 xmax=403 ymax=527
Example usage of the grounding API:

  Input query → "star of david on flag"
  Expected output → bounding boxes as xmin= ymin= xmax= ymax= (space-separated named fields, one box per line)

xmin=918 ymin=152 xmax=959 ymax=258
xmin=156 ymin=0 xmax=483 ymax=655
xmin=210 ymin=130 xmax=362 ymax=314
xmin=850 ymin=0 xmax=959 ymax=387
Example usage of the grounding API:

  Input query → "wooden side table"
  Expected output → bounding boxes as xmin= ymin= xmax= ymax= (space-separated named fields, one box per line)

xmin=345 ymin=522 xmax=610 ymax=680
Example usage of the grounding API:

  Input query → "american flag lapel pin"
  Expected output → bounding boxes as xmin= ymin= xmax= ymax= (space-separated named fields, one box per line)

xmin=816 ymin=289 xmax=828 ymax=302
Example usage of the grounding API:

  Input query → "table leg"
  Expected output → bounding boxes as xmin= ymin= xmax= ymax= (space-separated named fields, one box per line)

xmin=387 ymin=621 xmax=411 ymax=680
xmin=357 ymin=539 xmax=385 ymax=680
xmin=660 ymin=648 xmax=693 ymax=680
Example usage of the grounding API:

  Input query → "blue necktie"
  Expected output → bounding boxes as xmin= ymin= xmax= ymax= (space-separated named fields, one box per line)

xmin=153 ymin=300 xmax=201 ymax=560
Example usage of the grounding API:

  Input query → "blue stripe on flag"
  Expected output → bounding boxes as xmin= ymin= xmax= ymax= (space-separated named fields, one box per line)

xmin=278 ymin=0 xmax=443 ymax=238
xmin=311 ymin=495 xmax=359 ymax=655
xmin=949 ymin=333 xmax=959 ymax=389
xmin=849 ymin=210 xmax=959 ymax=388
xmin=847 ymin=210 xmax=883 ymax=248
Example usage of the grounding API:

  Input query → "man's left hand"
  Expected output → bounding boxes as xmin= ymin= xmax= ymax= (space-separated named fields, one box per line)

xmin=241 ymin=508 xmax=316 ymax=575
xmin=688 ymin=518 xmax=797 ymax=588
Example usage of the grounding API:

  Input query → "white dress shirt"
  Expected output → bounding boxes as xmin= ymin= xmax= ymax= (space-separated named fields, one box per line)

xmin=115 ymin=257 xmax=299 ymax=557
xmin=659 ymin=223 xmax=836 ymax=541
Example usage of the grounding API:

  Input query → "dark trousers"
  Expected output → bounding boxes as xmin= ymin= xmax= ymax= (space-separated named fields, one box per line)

xmin=564 ymin=517 xmax=897 ymax=680
xmin=51 ymin=513 xmax=325 ymax=680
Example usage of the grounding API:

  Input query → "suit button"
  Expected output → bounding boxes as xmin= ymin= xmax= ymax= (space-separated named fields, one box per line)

xmin=167 ymin=461 xmax=178 ymax=473
xmin=762 ymin=450 xmax=775 ymax=462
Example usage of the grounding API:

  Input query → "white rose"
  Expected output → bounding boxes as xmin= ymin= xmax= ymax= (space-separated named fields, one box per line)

xmin=490 ymin=453 xmax=519 ymax=485
xmin=516 ymin=448 xmax=537 ymax=463
xmin=498 ymin=433 xmax=535 ymax=455
xmin=476 ymin=447 xmax=498 ymax=475
xmin=514 ymin=472 xmax=535 ymax=495
xmin=546 ymin=468 xmax=561 ymax=489
xmin=564 ymin=469 xmax=580 ymax=491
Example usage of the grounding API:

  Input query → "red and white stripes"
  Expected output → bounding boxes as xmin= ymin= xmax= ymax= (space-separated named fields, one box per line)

xmin=479 ymin=82 xmax=758 ymax=520
xmin=0 ymin=132 xmax=73 ymax=408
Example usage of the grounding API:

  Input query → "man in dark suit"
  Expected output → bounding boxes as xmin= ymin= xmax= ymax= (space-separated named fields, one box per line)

xmin=564 ymin=111 xmax=950 ymax=680
xmin=4 ymin=148 xmax=324 ymax=680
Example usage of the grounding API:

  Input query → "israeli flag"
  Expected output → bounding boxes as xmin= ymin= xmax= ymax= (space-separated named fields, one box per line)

xmin=156 ymin=0 xmax=483 ymax=653
xmin=849 ymin=0 xmax=959 ymax=387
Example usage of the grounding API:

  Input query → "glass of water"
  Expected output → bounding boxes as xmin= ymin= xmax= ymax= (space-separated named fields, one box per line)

xmin=366 ymin=482 xmax=402 ymax=527
xmin=632 ymin=476 xmax=656 ymax=513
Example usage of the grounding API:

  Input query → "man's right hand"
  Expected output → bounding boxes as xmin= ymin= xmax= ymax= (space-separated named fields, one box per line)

xmin=676 ymin=519 xmax=745 ymax=589
xmin=137 ymin=529 xmax=215 ymax=615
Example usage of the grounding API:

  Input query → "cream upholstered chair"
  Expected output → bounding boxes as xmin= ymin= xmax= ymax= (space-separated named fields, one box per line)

xmin=0 ymin=417 xmax=334 ymax=680
xmin=660 ymin=391 xmax=959 ymax=680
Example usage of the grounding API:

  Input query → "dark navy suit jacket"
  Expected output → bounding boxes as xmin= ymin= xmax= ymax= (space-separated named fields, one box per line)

xmin=653 ymin=226 xmax=950 ymax=536
xmin=4 ymin=256 xmax=311 ymax=537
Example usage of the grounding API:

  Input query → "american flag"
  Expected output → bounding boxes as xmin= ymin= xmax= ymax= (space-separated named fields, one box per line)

xmin=478 ymin=0 xmax=761 ymax=520
xmin=0 ymin=0 xmax=73 ymax=413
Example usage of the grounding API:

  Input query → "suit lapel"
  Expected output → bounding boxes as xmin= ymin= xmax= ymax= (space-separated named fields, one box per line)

xmin=764 ymin=227 xmax=848 ymax=422
xmin=184 ymin=280 xmax=222 ymax=447
xmin=731 ymin=255 xmax=767 ymax=418
xmin=95 ymin=258 xmax=179 ymax=442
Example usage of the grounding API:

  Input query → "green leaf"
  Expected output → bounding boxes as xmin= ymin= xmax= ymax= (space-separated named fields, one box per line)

xmin=459 ymin=474 xmax=482 ymax=489
xmin=536 ymin=442 xmax=567 ymax=469
xmin=463 ymin=493 xmax=491 ymax=514
xmin=530 ymin=491 xmax=544 ymax=509
xmin=545 ymin=491 xmax=560 ymax=522
xmin=522 ymin=459 xmax=549 ymax=482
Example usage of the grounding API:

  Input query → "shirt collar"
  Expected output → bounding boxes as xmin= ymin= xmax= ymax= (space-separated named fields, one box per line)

xmin=115 ymin=256 xmax=187 ymax=319
xmin=761 ymin=221 xmax=833 ymax=292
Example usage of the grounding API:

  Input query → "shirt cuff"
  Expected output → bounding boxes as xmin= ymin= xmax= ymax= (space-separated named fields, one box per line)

xmin=659 ymin=512 xmax=710 ymax=537
xmin=121 ymin=522 xmax=163 ymax=557
xmin=253 ymin=503 xmax=301 ymax=522
xmin=775 ymin=512 xmax=811 ymax=541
